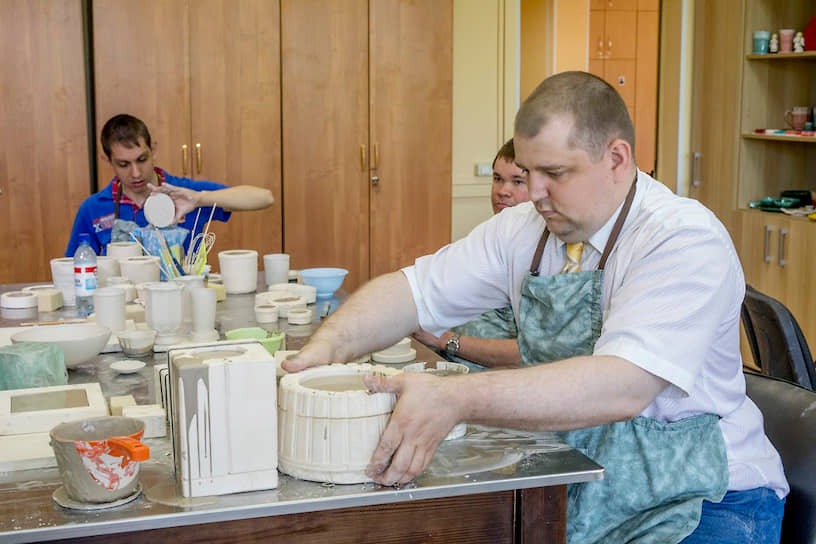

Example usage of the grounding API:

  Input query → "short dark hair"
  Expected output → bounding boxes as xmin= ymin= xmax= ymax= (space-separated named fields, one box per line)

xmin=515 ymin=71 xmax=635 ymax=162
xmin=492 ymin=138 xmax=515 ymax=168
xmin=100 ymin=114 xmax=152 ymax=159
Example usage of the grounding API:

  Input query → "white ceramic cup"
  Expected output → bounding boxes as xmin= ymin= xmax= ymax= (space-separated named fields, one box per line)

xmin=218 ymin=250 xmax=259 ymax=294
xmin=190 ymin=287 xmax=217 ymax=334
xmin=106 ymin=241 xmax=142 ymax=259
xmin=172 ymin=275 xmax=205 ymax=327
xmin=93 ymin=287 xmax=127 ymax=333
xmin=50 ymin=257 xmax=76 ymax=307
xmin=119 ymin=256 xmax=161 ymax=285
xmin=95 ymin=256 xmax=120 ymax=287
xmin=144 ymin=282 xmax=183 ymax=345
xmin=263 ymin=254 xmax=290 ymax=287
xmin=255 ymin=304 xmax=279 ymax=324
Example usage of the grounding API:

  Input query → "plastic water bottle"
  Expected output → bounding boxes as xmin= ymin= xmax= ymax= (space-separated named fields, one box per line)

xmin=74 ymin=233 xmax=98 ymax=317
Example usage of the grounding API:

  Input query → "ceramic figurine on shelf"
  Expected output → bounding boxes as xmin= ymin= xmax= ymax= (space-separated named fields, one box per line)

xmin=769 ymin=33 xmax=779 ymax=53
xmin=793 ymin=32 xmax=805 ymax=53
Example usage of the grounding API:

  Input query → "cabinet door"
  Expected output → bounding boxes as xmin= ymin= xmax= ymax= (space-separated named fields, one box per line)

xmin=0 ymin=0 xmax=91 ymax=282
xmin=604 ymin=10 xmax=637 ymax=59
xmin=781 ymin=219 xmax=815 ymax=350
xmin=93 ymin=0 xmax=191 ymax=187
xmin=281 ymin=0 xmax=369 ymax=291
xmin=369 ymin=0 xmax=453 ymax=278
xmin=739 ymin=211 xmax=788 ymax=303
xmin=688 ymin=0 xmax=742 ymax=228
xmin=190 ymin=0 xmax=282 ymax=258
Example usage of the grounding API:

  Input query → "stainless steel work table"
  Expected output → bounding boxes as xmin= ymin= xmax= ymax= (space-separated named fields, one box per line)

xmin=0 ymin=280 xmax=603 ymax=543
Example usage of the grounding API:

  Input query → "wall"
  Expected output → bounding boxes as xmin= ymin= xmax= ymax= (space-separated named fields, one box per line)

xmin=451 ymin=0 xmax=518 ymax=241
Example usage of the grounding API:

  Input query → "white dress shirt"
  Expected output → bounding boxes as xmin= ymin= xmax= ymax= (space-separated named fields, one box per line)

xmin=403 ymin=170 xmax=789 ymax=497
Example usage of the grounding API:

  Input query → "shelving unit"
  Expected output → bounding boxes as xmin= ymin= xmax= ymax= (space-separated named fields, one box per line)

xmin=734 ymin=0 xmax=816 ymax=356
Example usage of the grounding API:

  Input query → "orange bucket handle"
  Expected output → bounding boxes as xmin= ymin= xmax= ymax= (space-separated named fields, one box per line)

xmin=107 ymin=436 xmax=150 ymax=462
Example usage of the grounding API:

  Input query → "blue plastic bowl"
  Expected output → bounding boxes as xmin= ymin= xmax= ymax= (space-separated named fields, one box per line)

xmin=298 ymin=268 xmax=348 ymax=299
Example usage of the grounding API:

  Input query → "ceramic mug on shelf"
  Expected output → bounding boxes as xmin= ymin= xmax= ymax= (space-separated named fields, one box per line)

xmin=752 ymin=30 xmax=770 ymax=54
xmin=779 ymin=29 xmax=795 ymax=53
xmin=785 ymin=106 xmax=809 ymax=131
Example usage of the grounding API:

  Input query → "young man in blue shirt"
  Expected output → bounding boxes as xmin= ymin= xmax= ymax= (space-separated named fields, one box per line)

xmin=66 ymin=114 xmax=274 ymax=256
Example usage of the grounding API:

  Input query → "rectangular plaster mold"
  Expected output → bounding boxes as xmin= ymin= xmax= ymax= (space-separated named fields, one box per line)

xmin=0 ymin=432 xmax=57 ymax=472
xmin=168 ymin=340 xmax=278 ymax=497
xmin=0 ymin=383 xmax=108 ymax=435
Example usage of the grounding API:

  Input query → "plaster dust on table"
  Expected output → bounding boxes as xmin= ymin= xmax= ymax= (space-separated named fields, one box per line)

xmin=425 ymin=425 xmax=569 ymax=478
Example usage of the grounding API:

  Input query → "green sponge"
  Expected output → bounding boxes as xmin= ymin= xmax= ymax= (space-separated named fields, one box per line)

xmin=0 ymin=342 xmax=68 ymax=391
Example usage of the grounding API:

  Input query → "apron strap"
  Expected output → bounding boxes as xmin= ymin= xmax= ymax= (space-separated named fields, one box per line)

xmin=598 ymin=173 xmax=638 ymax=270
xmin=114 ymin=178 xmax=121 ymax=219
xmin=528 ymin=171 xmax=639 ymax=275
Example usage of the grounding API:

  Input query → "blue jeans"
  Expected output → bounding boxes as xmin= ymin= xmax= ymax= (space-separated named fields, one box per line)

xmin=680 ymin=488 xmax=785 ymax=544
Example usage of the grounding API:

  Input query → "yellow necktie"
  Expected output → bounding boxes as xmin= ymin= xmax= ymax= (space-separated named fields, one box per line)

xmin=561 ymin=242 xmax=585 ymax=274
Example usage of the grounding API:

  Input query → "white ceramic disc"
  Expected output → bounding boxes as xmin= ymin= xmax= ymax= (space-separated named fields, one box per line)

xmin=371 ymin=347 xmax=416 ymax=364
xmin=110 ymin=359 xmax=146 ymax=374
xmin=52 ymin=483 xmax=142 ymax=510
xmin=144 ymin=193 xmax=176 ymax=228
xmin=0 ymin=291 xmax=38 ymax=309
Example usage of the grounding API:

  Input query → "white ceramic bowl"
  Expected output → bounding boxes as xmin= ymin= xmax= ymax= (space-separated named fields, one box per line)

xmin=117 ymin=329 xmax=157 ymax=357
xmin=11 ymin=323 xmax=111 ymax=369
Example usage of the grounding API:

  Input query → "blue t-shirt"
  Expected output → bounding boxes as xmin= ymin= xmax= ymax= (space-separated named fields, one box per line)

xmin=65 ymin=169 xmax=231 ymax=256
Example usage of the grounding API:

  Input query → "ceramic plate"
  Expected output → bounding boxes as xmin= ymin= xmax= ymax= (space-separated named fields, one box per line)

xmin=110 ymin=360 xmax=146 ymax=374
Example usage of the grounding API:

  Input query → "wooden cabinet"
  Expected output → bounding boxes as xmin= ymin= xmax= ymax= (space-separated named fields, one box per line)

xmin=281 ymin=0 xmax=452 ymax=292
xmin=0 ymin=0 xmax=91 ymax=283
xmin=692 ymin=0 xmax=816 ymax=359
xmin=588 ymin=1 xmax=658 ymax=173
xmin=93 ymin=0 xmax=282 ymax=261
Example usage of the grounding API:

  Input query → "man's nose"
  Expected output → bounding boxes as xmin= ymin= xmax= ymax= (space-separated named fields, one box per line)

xmin=527 ymin=173 xmax=549 ymax=201
xmin=130 ymin=162 xmax=142 ymax=178
xmin=496 ymin=180 xmax=513 ymax=195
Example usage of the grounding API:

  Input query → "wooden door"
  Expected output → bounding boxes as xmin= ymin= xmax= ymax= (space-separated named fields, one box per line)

xmin=688 ymin=0 xmax=743 ymax=229
xmin=786 ymin=219 xmax=816 ymax=349
xmin=0 ymin=0 xmax=90 ymax=282
xmin=190 ymin=0 xmax=282 ymax=259
xmin=93 ymin=0 xmax=191 ymax=188
xmin=281 ymin=0 xmax=369 ymax=291
xmin=739 ymin=211 xmax=788 ymax=304
xmin=369 ymin=0 xmax=453 ymax=279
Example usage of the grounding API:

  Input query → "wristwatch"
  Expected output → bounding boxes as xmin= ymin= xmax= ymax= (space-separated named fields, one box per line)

xmin=445 ymin=332 xmax=461 ymax=355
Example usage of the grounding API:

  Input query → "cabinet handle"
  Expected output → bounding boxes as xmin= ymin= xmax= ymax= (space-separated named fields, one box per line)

xmin=608 ymin=40 xmax=612 ymax=55
xmin=195 ymin=143 xmax=202 ymax=174
xmin=763 ymin=226 xmax=773 ymax=263
xmin=373 ymin=143 xmax=379 ymax=169
xmin=181 ymin=144 xmax=189 ymax=176
xmin=778 ymin=228 xmax=787 ymax=267
xmin=691 ymin=152 xmax=702 ymax=187
xmin=360 ymin=144 xmax=366 ymax=171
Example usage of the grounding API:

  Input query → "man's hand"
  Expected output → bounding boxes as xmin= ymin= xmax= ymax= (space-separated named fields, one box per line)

xmin=281 ymin=338 xmax=336 ymax=373
xmin=411 ymin=328 xmax=444 ymax=350
xmin=148 ymin=182 xmax=198 ymax=223
xmin=364 ymin=372 xmax=462 ymax=486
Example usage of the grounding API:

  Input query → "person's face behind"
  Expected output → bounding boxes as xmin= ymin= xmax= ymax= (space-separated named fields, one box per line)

xmin=106 ymin=137 xmax=156 ymax=196
xmin=491 ymin=158 xmax=528 ymax=214
xmin=514 ymin=115 xmax=618 ymax=243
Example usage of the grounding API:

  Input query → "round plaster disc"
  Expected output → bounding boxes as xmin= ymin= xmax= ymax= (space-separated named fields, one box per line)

xmin=144 ymin=193 xmax=176 ymax=228
xmin=110 ymin=359 xmax=146 ymax=374
xmin=52 ymin=483 xmax=143 ymax=510
xmin=371 ymin=347 xmax=416 ymax=364
xmin=0 ymin=291 xmax=38 ymax=309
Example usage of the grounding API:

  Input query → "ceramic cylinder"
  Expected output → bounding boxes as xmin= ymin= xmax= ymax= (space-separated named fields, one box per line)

xmin=93 ymin=287 xmax=127 ymax=333
xmin=189 ymin=286 xmax=217 ymax=334
xmin=50 ymin=257 xmax=76 ymax=307
xmin=172 ymin=275 xmax=205 ymax=327
xmin=95 ymin=256 xmax=120 ymax=287
xmin=108 ymin=277 xmax=137 ymax=303
xmin=263 ymin=254 xmax=290 ymax=287
xmin=218 ymin=250 xmax=258 ymax=294
xmin=254 ymin=304 xmax=279 ymax=324
xmin=779 ymin=29 xmax=794 ymax=52
xmin=752 ymin=30 xmax=770 ymax=54
xmin=106 ymin=242 xmax=142 ymax=259
xmin=119 ymin=256 xmax=161 ymax=285
xmin=144 ymin=282 xmax=183 ymax=345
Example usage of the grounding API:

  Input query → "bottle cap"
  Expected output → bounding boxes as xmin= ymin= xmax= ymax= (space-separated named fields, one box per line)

xmin=79 ymin=233 xmax=90 ymax=243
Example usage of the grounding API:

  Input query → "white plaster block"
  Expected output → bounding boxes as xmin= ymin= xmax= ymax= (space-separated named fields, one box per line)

xmin=122 ymin=404 xmax=166 ymax=438
xmin=109 ymin=394 xmax=137 ymax=416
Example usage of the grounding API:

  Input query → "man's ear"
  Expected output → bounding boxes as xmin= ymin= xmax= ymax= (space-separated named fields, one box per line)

xmin=101 ymin=152 xmax=111 ymax=166
xmin=607 ymin=138 xmax=633 ymax=181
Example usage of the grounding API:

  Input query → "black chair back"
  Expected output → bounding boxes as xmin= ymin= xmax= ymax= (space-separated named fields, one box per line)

xmin=745 ymin=372 xmax=816 ymax=544
xmin=741 ymin=284 xmax=816 ymax=391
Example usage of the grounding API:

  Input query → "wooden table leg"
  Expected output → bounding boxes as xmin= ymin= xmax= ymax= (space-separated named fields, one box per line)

xmin=515 ymin=485 xmax=567 ymax=544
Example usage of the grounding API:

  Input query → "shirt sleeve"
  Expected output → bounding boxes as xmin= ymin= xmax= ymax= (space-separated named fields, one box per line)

xmin=166 ymin=176 xmax=232 ymax=223
xmin=403 ymin=212 xmax=522 ymax=336
xmin=593 ymin=216 xmax=744 ymax=396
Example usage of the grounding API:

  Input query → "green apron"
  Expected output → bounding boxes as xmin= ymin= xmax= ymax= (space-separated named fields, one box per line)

xmin=449 ymin=306 xmax=518 ymax=372
xmin=518 ymin=180 xmax=728 ymax=543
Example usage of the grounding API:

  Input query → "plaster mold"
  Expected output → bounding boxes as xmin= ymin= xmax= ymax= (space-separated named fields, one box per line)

xmin=278 ymin=363 xmax=401 ymax=484
xmin=0 ymin=383 xmax=108 ymax=435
